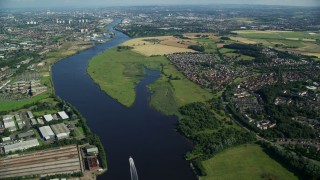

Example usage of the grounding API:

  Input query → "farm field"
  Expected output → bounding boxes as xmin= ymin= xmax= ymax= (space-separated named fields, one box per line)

xmin=121 ymin=36 xmax=195 ymax=56
xmin=201 ymin=144 xmax=298 ymax=180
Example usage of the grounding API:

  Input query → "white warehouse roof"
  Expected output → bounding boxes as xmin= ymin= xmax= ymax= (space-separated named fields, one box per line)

xmin=2 ymin=115 xmax=13 ymax=122
xmin=3 ymin=121 xmax=15 ymax=128
xmin=4 ymin=139 xmax=39 ymax=153
xmin=39 ymin=126 xmax=55 ymax=140
xmin=43 ymin=114 xmax=53 ymax=122
xmin=58 ymin=111 xmax=69 ymax=120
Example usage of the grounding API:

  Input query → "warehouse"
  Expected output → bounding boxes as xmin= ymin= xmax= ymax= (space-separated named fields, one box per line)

xmin=58 ymin=111 xmax=69 ymax=120
xmin=50 ymin=123 xmax=70 ymax=140
xmin=2 ymin=117 xmax=16 ymax=132
xmin=43 ymin=114 xmax=53 ymax=122
xmin=85 ymin=145 xmax=99 ymax=156
xmin=18 ymin=130 xmax=35 ymax=139
xmin=3 ymin=139 xmax=39 ymax=153
xmin=30 ymin=118 xmax=37 ymax=125
xmin=39 ymin=126 xmax=55 ymax=140
xmin=2 ymin=115 xmax=13 ymax=121
xmin=14 ymin=114 xmax=21 ymax=121
xmin=26 ymin=111 xmax=34 ymax=119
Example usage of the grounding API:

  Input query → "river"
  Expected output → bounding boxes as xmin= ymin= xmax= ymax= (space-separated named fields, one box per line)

xmin=52 ymin=19 xmax=196 ymax=180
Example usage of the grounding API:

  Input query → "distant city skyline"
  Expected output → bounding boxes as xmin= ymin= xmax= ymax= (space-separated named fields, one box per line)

xmin=1 ymin=0 xmax=319 ymax=8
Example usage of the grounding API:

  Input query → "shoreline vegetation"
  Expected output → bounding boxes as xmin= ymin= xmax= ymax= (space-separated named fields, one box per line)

xmin=87 ymin=46 xmax=213 ymax=115
xmin=87 ymin=34 xmax=303 ymax=179
xmin=0 ymin=41 xmax=94 ymax=112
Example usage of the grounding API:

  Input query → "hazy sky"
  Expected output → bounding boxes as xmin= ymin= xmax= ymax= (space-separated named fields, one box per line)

xmin=1 ymin=0 xmax=319 ymax=8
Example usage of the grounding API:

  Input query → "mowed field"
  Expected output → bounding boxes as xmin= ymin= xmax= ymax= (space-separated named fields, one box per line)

xmin=233 ymin=30 xmax=320 ymax=41
xmin=201 ymin=144 xmax=298 ymax=180
xmin=230 ymin=30 xmax=320 ymax=59
xmin=0 ymin=145 xmax=82 ymax=178
xmin=121 ymin=36 xmax=195 ymax=56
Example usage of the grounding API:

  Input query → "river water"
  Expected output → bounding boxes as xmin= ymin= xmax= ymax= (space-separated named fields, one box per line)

xmin=52 ymin=20 xmax=196 ymax=180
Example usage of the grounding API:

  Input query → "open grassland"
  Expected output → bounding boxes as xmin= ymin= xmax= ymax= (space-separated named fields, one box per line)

xmin=226 ymin=31 xmax=320 ymax=60
xmin=88 ymin=48 xmax=157 ymax=107
xmin=0 ymin=93 xmax=50 ymax=112
xmin=149 ymin=62 xmax=213 ymax=115
xmin=88 ymin=46 xmax=212 ymax=114
xmin=230 ymin=37 xmax=258 ymax=44
xmin=122 ymin=36 xmax=195 ymax=56
xmin=233 ymin=30 xmax=320 ymax=41
xmin=201 ymin=144 xmax=298 ymax=180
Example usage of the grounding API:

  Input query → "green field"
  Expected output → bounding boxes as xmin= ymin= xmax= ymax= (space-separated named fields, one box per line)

xmin=0 ymin=93 xmax=50 ymax=112
xmin=149 ymin=61 xmax=213 ymax=115
xmin=88 ymin=47 xmax=213 ymax=114
xmin=201 ymin=144 xmax=298 ymax=180
xmin=233 ymin=30 xmax=320 ymax=40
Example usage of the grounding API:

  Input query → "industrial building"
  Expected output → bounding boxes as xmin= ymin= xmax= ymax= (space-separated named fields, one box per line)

xmin=58 ymin=111 xmax=69 ymax=120
xmin=14 ymin=114 xmax=21 ymax=121
xmin=85 ymin=145 xmax=99 ymax=156
xmin=50 ymin=123 xmax=70 ymax=140
xmin=26 ymin=111 xmax=34 ymax=119
xmin=43 ymin=114 xmax=53 ymax=122
xmin=30 ymin=118 xmax=37 ymax=125
xmin=2 ymin=137 xmax=11 ymax=142
xmin=18 ymin=130 xmax=35 ymax=139
xmin=39 ymin=126 xmax=55 ymax=140
xmin=3 ymin=139 xmax=39 ymax=154
xmin=87 ymin=156 xmax=99 ymax=171
xmin=2 ymin=115 xmax=13 ymax=121
xmin=2 ymin=115 xmax=16 ymax=132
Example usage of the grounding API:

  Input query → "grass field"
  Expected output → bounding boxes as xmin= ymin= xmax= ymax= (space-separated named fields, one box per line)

xmin=0 ymin=93 xmax=50 ymax=112
xmin=88 ymin=48 xmax=156 ymax=107
xmin=201 ymin=144 xmax=298 ymax=180
xmin=233 ymin=30 xmax=320 ymax=40
xmin=88 ymin=45 xmax=212 ymax=114
xmin=149 ymin=61 xmax=213 ymax=115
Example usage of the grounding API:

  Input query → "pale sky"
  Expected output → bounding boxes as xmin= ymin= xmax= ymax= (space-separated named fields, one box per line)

xmin=1 ymin=0 xmax=319 ymax=8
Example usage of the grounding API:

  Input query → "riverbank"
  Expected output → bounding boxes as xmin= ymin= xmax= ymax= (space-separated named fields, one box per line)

xmin=86 ymin=36 xmax=300 ymax=179
xmin=0 ymin=41 xmax=94 ymax=112
xmin=87 ymin=46 xmax=213 ymax=115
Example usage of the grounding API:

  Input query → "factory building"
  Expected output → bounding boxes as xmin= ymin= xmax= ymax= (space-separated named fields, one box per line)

xmin=58 ymin=111 xmax=69 ymax=120
xmin=18 ymin=130 xmax=35 ymax=139
xmin=26 ymin=111 xmax=34 ymax=119
xmin=3 ymin=139 xmax=39 ymax=153
xmin=50 ymin=123 xmax=70 ymax=140
xmin=39 ymin=126 xmax=55 ymax=140
xmin=2 ymin=115 xmax=16 ymax=132
xmin=43 ymin=114 xmax=53 ymax=122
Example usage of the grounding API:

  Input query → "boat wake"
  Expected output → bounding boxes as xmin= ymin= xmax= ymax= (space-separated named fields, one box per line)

xmin=129 ymin=156 xmax=139 ymax=180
